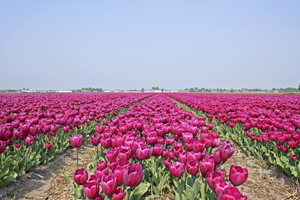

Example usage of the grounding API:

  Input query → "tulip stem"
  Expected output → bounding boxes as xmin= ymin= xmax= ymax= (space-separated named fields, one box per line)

xmin=127 ymin=187 xmax=131 ymax=200
xmin=21 ymin=146 xmax=30 ymax=175
xmin=76 ymin=148 xmax=78 ymax=169
xmin=178 ymin=177 xmax=181 ymax=196
xmin=204 ymin=176 xmax=207 ymax=192
xmin=97 ymin=145 xmax=99 ymax=157
xmin=213 ymin=191 xmax=216 ymax=200
xmin=191 ymin=175 xmax=194 ymax=185
xmin=295 ymin=161 xmax=298 ymax=185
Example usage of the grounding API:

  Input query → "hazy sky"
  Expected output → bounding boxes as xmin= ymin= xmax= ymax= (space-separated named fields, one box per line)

xmin=1 ymin=1 xmax=299 ymax=90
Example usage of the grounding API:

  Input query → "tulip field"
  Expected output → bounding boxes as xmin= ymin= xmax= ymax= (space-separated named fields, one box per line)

xmin=0 ymin=93 xmax=299 ymax=200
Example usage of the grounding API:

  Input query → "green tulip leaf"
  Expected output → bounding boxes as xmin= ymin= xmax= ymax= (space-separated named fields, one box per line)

xmin=130 ymin=182 xmax=150 ymax=200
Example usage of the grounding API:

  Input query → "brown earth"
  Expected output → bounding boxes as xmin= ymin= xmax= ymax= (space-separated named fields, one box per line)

xmin=0 ymin=142 xmax=299 ymax=200
xmin=227 ymin=146 xmax=299 ymax=200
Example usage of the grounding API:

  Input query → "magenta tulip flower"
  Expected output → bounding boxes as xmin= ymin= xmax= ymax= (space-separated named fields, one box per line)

xmin=95 ymin=167 xmax=108 ymax=181
xmin=97 ymin=161 xmax=107 ymax=169
xmin=186 ymin=151 xmax=201 ymax=162
xmin=83 ymin=180 xmax=99 ymax=199
xmin=94 ymin=194 xmax=105 ymax=200
xmin=218 ymin=187 xmax=247 ymax=200
xmin=113 ymin=188 xmax=126 ymax=200
xmin=169 ymin=161 xmax=185 ymax=178
xmin=95 ymin=125 xmax=105 ymax=133
xmin=73 ymin=168 xmax=88 ymax=185
xmin=136 ymin=144 xmax=152 ymax=160
xmin=164 ymin=159 xmax=172 ymax=168
xmin=123 ymin=163 xmax=144 ymax=187
xmin=70 ymin=134 xmax=83 ymax=148
xmin=89 ymin=175 xmax=100 ymax=184
xmin=0 ymin=142 xmax=5 ymax=153
xmin=25 ymin=136 xmax=35 ymax=146
xmin=213 ymin=149 xmax=222 ymax=165
xmin=45 ymin=142 xmax=52 ymax=149
xmin=215 ymin=182 xmax=232 ymax=197
xmin=152 ymin=143 xmax=163 ymax=157
xmin=117 ymin=147 xmax=131 ymax=160
xmin=193 ymin=140 xmax=205 ymax=153
xmin=206 ymin=171 xmax=225 ymax=190
xmin=110 ymin=166 xmax=124 ymax=186
xmin=166 ymin=137 xmax=175 ymax=146
xmin=70 ymin=134 xmax=83 ymax=169
xmin=199 ymin=157 xmax=215 ymax=177
xmin=290 ymin=155 xmax=297 ymax=161
xmin=147 ymin=133 xmax=158 ymax=146
xmin=186 ymin=160 xmax=199 ymax=175
xmin=91 ymin=134 xmax=101 ymax=146
xmin=229 ymin=165 xmax=248 ymax=186
xmin=101 ymin=175 xmax=117 ymax=195
xmin=220 ymin=143 xmax=235 ymax=162
xmin=100 ymin=137 xmax=112 ymax=149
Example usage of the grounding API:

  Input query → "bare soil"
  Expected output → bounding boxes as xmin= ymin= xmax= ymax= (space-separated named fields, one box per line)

xmin=227 ymin=147 xmax=299 ymax=200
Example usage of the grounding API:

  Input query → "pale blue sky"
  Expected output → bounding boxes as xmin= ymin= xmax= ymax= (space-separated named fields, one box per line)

xmin=1 ymin=1 xmax=299 ymax=90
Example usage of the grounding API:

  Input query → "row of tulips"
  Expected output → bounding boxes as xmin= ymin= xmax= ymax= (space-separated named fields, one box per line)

xmin=0 ymin=93 xmax=152 ymax=187
xmin=169 ymin=94 xmax=300 ymax=180
xmin=67 ymin=94 xmax=248 ymax=200
xmin=168 ymin=93 xmax=300 ymax=158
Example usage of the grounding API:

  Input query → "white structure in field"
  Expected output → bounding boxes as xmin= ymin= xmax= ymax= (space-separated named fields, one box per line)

xmin=57 ymin=90 xmax=72 ymax=93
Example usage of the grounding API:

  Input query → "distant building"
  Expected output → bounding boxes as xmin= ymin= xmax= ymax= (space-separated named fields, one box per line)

xmin=56 ymin=90 xmax=72 ymax=93
xmin=144 ymin=89 xmax=161 ymax=93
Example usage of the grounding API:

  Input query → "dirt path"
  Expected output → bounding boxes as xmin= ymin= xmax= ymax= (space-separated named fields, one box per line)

xmin=227 ymin=147 xmax=299 ymax=200
xmin=0 ymin=140 xmax=96 ymax=200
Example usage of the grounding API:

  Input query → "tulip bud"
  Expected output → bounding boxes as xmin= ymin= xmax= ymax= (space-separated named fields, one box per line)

xmin=123 ymin=163 xmax=144 ymax=187
xmin=229 ymin=165 xmax=248 ymax=186
xmin=169 ymin=161 xmax=185 ymax=178
xmin=70 ymin=134 xmax=83 ymax=148
xmin=101 ymin=175 xmax=117 ymax=195
xmin=73 ymin=168 xmax=88 ymax=185
xmin=83 ymin=180 xmax=99 ymax=199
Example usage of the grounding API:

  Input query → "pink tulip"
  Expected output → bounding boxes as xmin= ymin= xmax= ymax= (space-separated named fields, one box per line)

xmin=113 ymin=188 xmax=126 ymax=200
xmin=186 ymin=160 xmax=199 ymax=175
xmin=215 ymin=182 xmax=232 ymax=196
xmin=169 ymin=161 xmax=185 ymax=178
xmin=218 ymin=187 xmax=247 ymax=200
xmin=123 ymin=163 xmax=144 ymax=187
xmin=73 ymin=168 xmax=88 ymax=185
xmin=229 ymin=165 xmax=248 ymax=186
xmin=70 ymin=134 xmax=83 ymax=148
xmin=101 ymin=175 xmax=117 ymax=195
xmin=206 ymin=171 xmax=225 ymax=190
xmin=136 ymin=144 xmax=152 ymax=160
xmin=83 ymin=180 xmax=99 ymax=199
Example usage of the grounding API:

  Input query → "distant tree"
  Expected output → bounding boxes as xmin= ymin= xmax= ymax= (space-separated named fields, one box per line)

xmin=189 ymin=88 xmax=195 ymax=92
xmin=298 ymin=83 xmax=300 ymax=93
xmin=230 ymin=89 xmax=234 ymax=93
xmin=141 ymin=88 xmax=144 ymax=92
xmin=161 ymin=88 xmax=164 ymax=92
